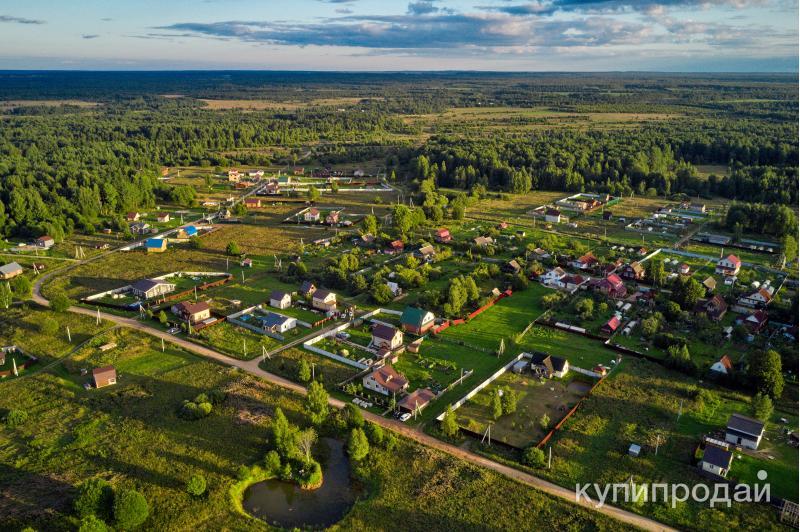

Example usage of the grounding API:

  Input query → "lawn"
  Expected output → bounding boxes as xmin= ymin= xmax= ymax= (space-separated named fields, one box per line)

xmin=456 ymin=371 xmax=592 ymax=449
xmin=518 ymin=325 xmax=620 ymax=370
xmin=195 ymin=322 xmax=282 ymax=360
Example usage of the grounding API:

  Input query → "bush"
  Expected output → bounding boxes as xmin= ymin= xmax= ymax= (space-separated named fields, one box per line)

xmin=347 ymin=428 xmax=370 ymax=461
xmin=264 ymin=450 xmax=282 ymax=474
xmin=78 ymin=514 xmax=110 ymax=532
xmin=4 ymin=409 xmax=28 ymax=428
xmin=40 ymin=318 xmax=59 ymax=336
xmin=186 ymin=474 xmax=207 ymax=497
xmin=522 ymin=446 xmax=546 ymax=468
xmin=49 ymin=291 xmax=73 ymax=313
xmin=113 ymin=489 xmax=149 ymax=530
xmin=236 ymin=465 xmax=251 ymax=481
xmin=74 ymin=478 xmax=114 ymax=520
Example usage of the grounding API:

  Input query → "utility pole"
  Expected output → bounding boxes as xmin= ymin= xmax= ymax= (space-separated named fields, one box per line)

xmin=311 ymin=362 xmax=316 ymax=381
xmin=161 ymin=337 xmax=165 ymax=352
xmin=548 ymin=446 xmax=552 ymax=469
xmin=66 ymin=326 xmax=71 ymax=342
xmin=96 ymin=307 xmax=101 ymax=325
xmin=243 ymin=339 xmax=247 ymax=358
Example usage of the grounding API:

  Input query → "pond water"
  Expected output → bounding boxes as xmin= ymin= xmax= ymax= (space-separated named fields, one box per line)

xmin=242 ymin=438 xmax=358 ymax=530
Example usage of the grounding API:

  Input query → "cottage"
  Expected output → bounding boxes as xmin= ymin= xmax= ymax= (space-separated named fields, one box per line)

xmin=716 ymin=254 xmax=741 ymax=276
xmin=177 ymin=225 xmax=198 ymax=239
xmin=702 ymin=277 xmax=717 ymax=292
xmin=621 ymin=261 xmax=645 ymax=281
xmin=172 ymin=301 xmax=212 ymax=324
xmin=357 ymin=234 xmax=376 ymax=247
xmin=363 ymin=365 xmax=409 ymax=396
xmin=311 ymin=289 xmax=337 ymax=312
xmin=473 ymin=236 xmax=494 ymax=248
xmin=700 ymin=445 xmax=732 ymax=477
xmin=544 ymin=208 xmax=562 ymax=223
xmin=244 ymin=198 xmax=262 ymax=209
xmin=126 ymin=212 xmax=141 ymax=222
xmin=540 ymin=267 xmax=566 ymax=287
xmin=304 ymin=208 xmax=321 ymax=222
xmin=400 ymin=306 xmax=435 ymax=335
xmin=570 ymin=252 xmax=599 ymax=270
xmin=269 ymin=290 xmax=292 ymax=310
xmin=248 ymin=170 xmax=265 ymax=179
xmin=530 ymin=353 xmax=569 ymax=379
xmin=532 ymin=247 xmax=551 ymax=260
xmin=299 ymin=281 xmax=317 ymax=297
xmin=228 ymin=169 xmax=241 ymax=182
xmin=725 ymin=413 xmax=765 ymax=450
xmin=157 ymin=213 xmax=171 ymax=223
xmin=415 ymin=244 xmax=436 ymax=262
xmin=241 ymin=258 xmax=253 ymax=268
xmin=504 ymin=260 xmax=522 ymax=275
xmin=678 ymin=263 xmax=691 ymax=275
xmin=92 ymin=366 xmax=117 ymax=388
xmin=387 ymin=240 xmax=404 ymax=254
xmin=130 ymin=222 xmax=151 ymax=235
xmin=397 ymin=388 xmax=436 ymax=414
xmin=386 ymin=281 xmax=402 ymax=297
xmin=260 ymin=312 xmax=297 ymax=333
xmin=740 ymin=310 xmax=768 ymax=333
xmin=738 ymin=287 xmax=773 ymax=308
xmin=435 ymin=228 xmax=452 ymax=243
xmin=372 ymin=324 xmax=404 ymax=350
xmin=710 ymin=355 xmax=734 ymax=375
xmin=558 ymin=274 xmax=586 ymax=292
xmin=601 ymin=316 xmax=621 ymax=335
xmin=594 ymin=274 xmax=627 ymax=299
xmin=145 ymin=238 xmax=167 ymax=253
xmin=35 ymin=236 xmax=55 ymax=249
xmin=497 ymin=221 xmax=509 ymax=230
xmin=0 ymin=262 xmax=23 ymax=280
xmin=325 ymin=211 xmax=340 ymax=225
xmin=130 ymin=279 xmax=176 ymax=299
xmin=694 ymin=295 xmax=728 ymax=321
xmin=264 ymin=181 xmax=280 ymax=195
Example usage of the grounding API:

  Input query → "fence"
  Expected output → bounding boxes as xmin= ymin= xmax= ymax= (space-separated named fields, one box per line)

xmin=537 ymin=371 xmax=610 ymax=448
xmin=431 ymin=291 xmax=512 ymax=336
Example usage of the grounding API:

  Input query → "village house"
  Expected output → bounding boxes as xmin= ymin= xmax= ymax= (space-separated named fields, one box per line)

xmin=127 ymin=212 xmax=141 ymax=222
xmin=710 ymin=354 xmax=734 ymax=375
xmin=228 ymin=169 xmax=241 ymax=183
xmin=130 ymin=222 xmax=151 ymax=235
xmin=694 ymin=295 xmax=728 ymax=321
xmin=678 ymin=263 xmax=691 ymax=275
xmin=544 ymin=208 xmax=562 ymax=223
xmin=397 ymin=388 xmax=436 ymax=414
xmin=702 ymin=276 xmax=717 ymax=293
xmin=738 ymin=287 xmax=773 ymax=308
xmin=130 ymin=278 xmax=176 ymax=299
xmin=401 ymin=306 xmax=436 ymax=335
xmin=473 ymin=236 xmax=494 ymax=248
xmin=325 ymin=211 xmax=340 ymax=225
xmin=299 ymin=281 xmax=317 ymax=297
xmin=176 ymin=225 xmax=198 ymax=239
xmin=244 ymin=198 xmax=262 ymax=209
xmin=363 ymin=365 xmax=409 ymax=396
xmin=261 ymin=312 xmax=297 ymax=334
xmin=241 ymin=258 xmax=253 ymax=268
xmin=386 ymin=281 xmax=402 ymax=297
xmin=311 ymin=289 xmax=337 ymax=312
xmin=304 ymin=208 xmax=321 ymax=222
xmin=530 ymin=353 xmax=569 ymax=379
xmin=414 ymin=244 xmax=436 ymax=262
xmin=0 ymin=262 xmax=23 ymax=280
xmin=725 ymin=414 xmax=765 ymax=450
xmin=269 ymin=290 xmax=292 ymax=310
xmin=570 ymin=252 xmax=599 ymax=270
xmin=145 ymin=238 xmax=167 ymax=253
xmin=497 ymin=221 xmax=509 ymax=230
xmin=531 ymin=247 xmax=551 ymax=261
xmin=292 ymin=167 xmax=304 ymax=175
xmin=540 ymin=267 xmax=567 ymax=287
xmin=172 ymin=300 xmax=212 ymax=324
xmin=35 ymin=235 xmax=55 ymax=249
xmin=503 ymin=260 xmax=522 ymax=275
xmin=92 ymin=366 xmax=117 ymax=388
xmin=593 ymin=274 xmax=627 ymax=299
xmin=157 ymin=213 xmax=171 ymax=223
xmin=601 ymin=316 xmax=621 ymax=335
xmin=558 ymin=274 xmax=586 ymax=292
xmin=264 ymin=180 xmax=281 ymax=195
xmin=357 ymin=234 xmax=376 ymax=248
xmin=688 ymin=203 xmax=707 ymax=214
xmin=387 ymin=240 xmax=404 ymax=255
xmin=699 ymin=445 xmax=732 ymax=477
xmin=371 ymin=324 xmax=404 ymax=350
xmin=620 ymin=261 xmax=645 ymax=281
xmin=435 ymin=228 xmax=452 ymax=243
xmin=248 ymin=170 xmax=265 ymax=179
xmin=739 ymin=309 xmax=768 ymax=333
xmin=716 ymin=254 xmax=741 ymax=276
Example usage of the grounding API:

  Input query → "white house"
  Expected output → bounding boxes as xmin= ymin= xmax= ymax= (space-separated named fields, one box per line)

xmin=724 ymin=413 xmax=765 ymax=450
xmin=269 ymin=290 xmax=292 ymax=310
xmin=545 ymin=208 xmax=561 ymax=223
xmin=371 ymin=324 xmax=404 ymax=350
xmin=130 ymin=279 xmax=176 ymax=299
xmin=261 ymin=312 xmax=297 ymax=333
xmin=710 ymin=355 xmax=733 ymax=375
xmin=738 ymin=287 xmax=773 ymax=308
xmin=362 ymin=365 xmax=409 ymax=396
xmin=312 ymin=289 xmax=337 ymax=312
xmin=540 ymin=267 xmax=567 ymax=286
xmin=715 ymin=254 xmax=741 ymax=276
xmin=700 ymin=445 xmax=733 ymax=477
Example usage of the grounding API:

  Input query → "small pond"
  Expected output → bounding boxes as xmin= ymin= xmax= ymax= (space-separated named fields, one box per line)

xmin=242 ymin=438 xmax=358 ymax=530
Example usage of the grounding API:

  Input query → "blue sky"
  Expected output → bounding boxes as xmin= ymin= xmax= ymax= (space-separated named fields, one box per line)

xmin=0 ymin=0 xmax=796 ymax=71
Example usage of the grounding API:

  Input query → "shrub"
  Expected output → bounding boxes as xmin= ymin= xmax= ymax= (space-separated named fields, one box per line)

xmin=186 ymin=474 xmax=207 ymax=497
xmin=78 ymin=514 xmax=110 ymax=532
xmin=74 ymin=478 xmax=114 ymax=519
xmin=264 ymin=450 xmax=281 ymax=474
xmin=4 ymin=409 xmax=28 ymax=428
xmin=113 ymin=489 xmax=149 ymax=530
xmin=522 ymin=446 xmax=546 ymax=468
xmin=347 ymin=428 xmax=370 ymax=461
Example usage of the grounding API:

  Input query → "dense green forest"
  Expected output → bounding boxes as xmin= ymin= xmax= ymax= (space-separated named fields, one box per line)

xmin=0 ymin=71 xmax=796 ymax=239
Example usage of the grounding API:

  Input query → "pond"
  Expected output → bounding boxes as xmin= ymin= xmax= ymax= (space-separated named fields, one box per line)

xmin=242 ymin=438 xmax=359 ymax=530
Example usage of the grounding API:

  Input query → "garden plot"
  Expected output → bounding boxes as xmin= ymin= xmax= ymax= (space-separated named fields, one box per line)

xmin=457 ymin=371 xmax=591 ymax=449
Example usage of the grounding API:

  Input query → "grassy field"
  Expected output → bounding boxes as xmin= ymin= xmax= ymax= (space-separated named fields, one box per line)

xmin=456 ymin=371 xmax=591 ymax=448
xmin=518 ymin=325 xmax=620 ymax=370
xmin=0 ymin=327 xmax=629 ymax=531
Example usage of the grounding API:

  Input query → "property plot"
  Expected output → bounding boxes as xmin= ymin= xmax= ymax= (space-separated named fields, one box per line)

xmin=518 ymin=325 xmax=618 ymax=370
xmin=457 ymin=371 xmax=591 ymax=449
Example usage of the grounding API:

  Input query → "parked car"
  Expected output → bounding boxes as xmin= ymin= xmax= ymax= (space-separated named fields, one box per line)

xmin=167 ymin=327 xmax=180 ymax=334
xmin=399 ymin=413 xmax=412 ymax=422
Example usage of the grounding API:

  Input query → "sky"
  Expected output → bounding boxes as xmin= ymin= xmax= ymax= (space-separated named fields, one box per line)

xmin=0 ymin=0 xmax=796 ymax=71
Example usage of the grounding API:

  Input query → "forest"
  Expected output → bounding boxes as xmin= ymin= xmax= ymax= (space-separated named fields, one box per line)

xmin=0 ymin=71 xmax=796 ymax=239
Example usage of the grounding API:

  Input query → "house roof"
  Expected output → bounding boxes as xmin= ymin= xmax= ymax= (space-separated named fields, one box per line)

xmin=627 ymin=262 xmax=644 ymax=274
xmin=92 ymin=365 xmax=116 ymax=379
xmin=260 ymin=312 xmax=293 ymax=328
xmin=703 ymin=277 xmax=717 ymax=290
xmin=313 ymin=289 xmax=334 ymax=301
xmin=726 ymin=413 xmax=765 ymax=438
xmin=373 ymin=323 xmax=400 ymax=341
xmin=36 ymin=235 xmax=54 ymax=242
xmin=390 ymin=239 xmax=404 ymax=249
xmin=417 ymin=244 xmax=435 ymax=256
xmin=0 ymin=262 xmax=23 ymax=275
xmin=175 ymin=301 xmax=210 ymax=315
xmin=401 ymin=306 xmax=432 ymax=328
xmin=145 ymin=238 xmax=165 ymax=248
xmin=545 ymin=208 xmax=561 ymax=216
xmin=507 ymin=259 xmax=521 ymax=271
xmin=474 ymin=236 xmax=494 ymax=246
xmin=746 ymin=310 xmax=768 ymax=324
xmin=531 ymin=353 xmax=568 ymax=373
xmin=604 ymin=316 xmax=621 ymax=331
xmin=717 ymin=355 xmax=733 ymax=371
xmin=397 ymin=388 xmax=436 ymax=410
xmin=436 ymin=228 xmax=450 ymax=236
xmin=131 ymin=279 xmax=169 ymax=293
xmin=182 ymin=225 xmax=198 ymax=236
xmin=300 ymin=281 xmax=316 ymax=293
xmin=702 ymin=445 xmax=732 ymax=469
xmin=752 ymin=288 xmax=773 ymax=302
xmin=308 ymin=208 xmax=320 ymax=215
xmin=721 ymin=254 xmax=741 ymax=266
xmin=607 ymin=273 xmax=623 ymax=286
xmin=368 ymin=365 xmax=408 ymax=393
xmin=576 ymin=252 xmax=597 ymax=265
xmin=270 ymin=290 xmax=290 ymax=301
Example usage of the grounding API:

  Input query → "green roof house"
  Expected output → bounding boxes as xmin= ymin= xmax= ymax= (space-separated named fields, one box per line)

xmin=400 ymin=306 xmax=435 ymax=335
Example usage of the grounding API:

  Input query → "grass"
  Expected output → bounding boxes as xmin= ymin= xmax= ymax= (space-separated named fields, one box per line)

xmin=518 ymin=325 xmax=620 ymax=370
xmin=0 ymin=327 xmax=628 ymax=531
xmin=195 ymin=322 xmax=283 ymax=360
